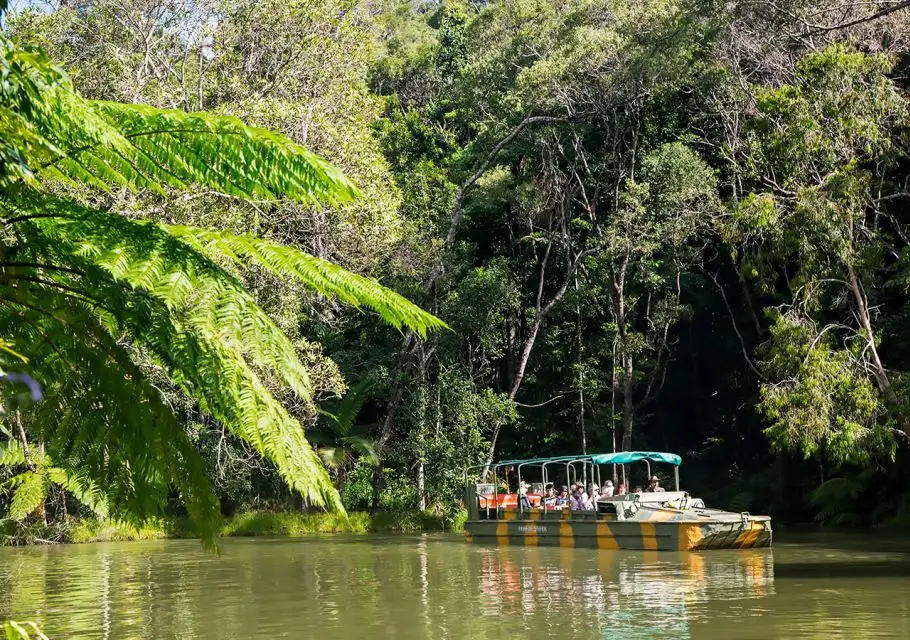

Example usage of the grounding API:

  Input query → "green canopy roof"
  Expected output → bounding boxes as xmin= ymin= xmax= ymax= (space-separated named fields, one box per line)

xmin=495 ymin=455 xmax=579 ymax=466
xmin=492 ymin=451 xmax=681 ymax=467
xmin=590 ymin=451 xmax=681 ymax=466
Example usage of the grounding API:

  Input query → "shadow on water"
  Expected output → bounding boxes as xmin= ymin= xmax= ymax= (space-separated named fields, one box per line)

xmin=774 ymin=559 xmax=910 ymax=579
xmin=776 ymin=526 xmax=910 ymax=553
xmin=218 ymin=532 xmax=463 ymax=548
xmin=772 ymin=527 xmax=910 ymax=578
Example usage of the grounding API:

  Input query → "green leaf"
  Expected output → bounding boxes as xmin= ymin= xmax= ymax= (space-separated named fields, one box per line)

xmin=3 ymin=621 xmax=50 ymax=640
xmin=6 ymin=471 xmax=47 ymax=520
xmin=167 ymin=226 xmax=448 ymax=338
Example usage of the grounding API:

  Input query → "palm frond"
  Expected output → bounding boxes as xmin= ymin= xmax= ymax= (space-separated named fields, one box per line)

xmin=317 ymin=446 xmax=346 ymax=469
xmin=332 ymin=377 xmax=377 ymax=435
xmin=340 ymin=435 xmax=379 ymax=466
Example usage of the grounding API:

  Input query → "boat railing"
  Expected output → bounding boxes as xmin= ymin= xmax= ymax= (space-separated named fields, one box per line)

xmin=463 ymin=452 xmax=684 ymax=521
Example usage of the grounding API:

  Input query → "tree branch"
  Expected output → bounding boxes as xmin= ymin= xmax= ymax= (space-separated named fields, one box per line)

xmin=515 ymin=394 xmax=566 ymax=409
xmin=445 ymin=115 xmax=562 ymax=252
xmin=706 ymin=269 xmax=767 ymax=382
xmin=803 ymin=0 xmax=910 ymax=35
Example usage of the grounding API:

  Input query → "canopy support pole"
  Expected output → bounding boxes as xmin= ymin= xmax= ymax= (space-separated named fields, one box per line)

xmin=493 ymin=466 xmax=499 ymax=520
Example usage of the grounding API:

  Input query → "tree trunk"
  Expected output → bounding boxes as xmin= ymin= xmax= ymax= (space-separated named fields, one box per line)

xmin=480 ymin=423 xmax=504 ymax=483
xmin=15 ymin=410 xmax=31 ymax=466
xmin=34 ymin=441 xmax=47 ymax=526
xmin=372 ymin=334 xmax=415 ymax=511
xmin=415 ymin=348 xmax=429 ymax=512
xmin=579 ymin=373 xmax=587 ymax=455
xmin=621 ymin=351 xmax=634 ymax=452
xmin=614 ymin=257 xmax=633 ymax=453
xmin=576 ymin=276 xmax=586 ymax=454
xmin=847 ymin=263 xmax=909 ymax=436
xmin=481 ymin=247 xmax=596 ymax=479
xmin=416 ymin=455 xmax=426 ymax=512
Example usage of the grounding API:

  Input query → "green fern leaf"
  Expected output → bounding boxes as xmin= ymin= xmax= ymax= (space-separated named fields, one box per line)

xmin=46 ymin=467 xmax=109 ymax=518
xmin=0 ymin=441 xmax=27 ymax=466
xmin=168 ymin=227 xmax=447 ymax=338
xmin=6 ymin=471 xmax=47 ymax=520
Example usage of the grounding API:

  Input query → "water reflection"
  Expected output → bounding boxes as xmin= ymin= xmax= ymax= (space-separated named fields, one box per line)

xmin=474 ymin=545 xmax=773 ymax=638
xmin=1 ymin=535 xmax=908 ymax=639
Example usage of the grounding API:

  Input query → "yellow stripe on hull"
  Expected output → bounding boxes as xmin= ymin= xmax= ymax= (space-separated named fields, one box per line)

xmin=496 ymin=521 xmax=509 ymax=546
xmin=640 ymin=522 xmax=658 ymax=550
xmin=595 ymin=521 xmax=620 ymax=550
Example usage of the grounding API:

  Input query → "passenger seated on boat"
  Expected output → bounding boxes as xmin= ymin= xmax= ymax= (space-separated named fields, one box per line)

xmin=601 ymin=480 xmax=614 ymax=497
xmin=645 ymin=475 xmax=665 ymax=493
xmin=569 ymin=486 xmax=587 ymax=511
xmin=586 ymin=483 xmax=600 ymax=509
xmin=555 ymin=486 xmax=569 ymax=507
xmin=633 ymin=486 xmax=643 ymax=494
xmin=616 ymin=482 xmax=627 ymax=496
xmin=519 ymin=482 xmax=532 ymax=510
xmin=542 ymin=486 xmax=557 ymax=507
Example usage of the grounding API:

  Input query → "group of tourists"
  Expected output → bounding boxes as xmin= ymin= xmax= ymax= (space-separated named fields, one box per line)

xmin=528 ymin=475 xmax=665 ymax=510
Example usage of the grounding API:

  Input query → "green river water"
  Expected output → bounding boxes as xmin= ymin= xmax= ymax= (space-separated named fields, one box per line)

xmin=2 ymin=532 xmax=909 ymax=639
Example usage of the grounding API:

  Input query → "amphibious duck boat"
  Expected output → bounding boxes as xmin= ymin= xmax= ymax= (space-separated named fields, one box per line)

xmin=463 ymin=451 xmax=771 ymax=551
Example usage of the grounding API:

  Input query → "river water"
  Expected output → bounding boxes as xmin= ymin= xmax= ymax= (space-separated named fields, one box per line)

xmin=2 ymin=532 xmax=909 ymax=639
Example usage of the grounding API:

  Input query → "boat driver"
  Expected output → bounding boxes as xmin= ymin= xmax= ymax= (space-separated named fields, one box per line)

xmin=645 ymin=475 xmax=665 ymax=492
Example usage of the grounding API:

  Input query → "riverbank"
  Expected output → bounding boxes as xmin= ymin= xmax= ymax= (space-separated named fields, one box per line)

xmin=0 ymin=509 xmax=468 ymax=546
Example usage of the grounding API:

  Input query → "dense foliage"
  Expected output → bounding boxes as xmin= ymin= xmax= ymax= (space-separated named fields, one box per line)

xmin=0 ymin=23 xmax=442 ymax=546
xmin=3 ymin=0 xmax=910 ymax=532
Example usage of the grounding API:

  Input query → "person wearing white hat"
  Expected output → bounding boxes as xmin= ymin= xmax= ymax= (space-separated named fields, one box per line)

xmin=601 ymin=479 xmax=614 ymax=497
xmin=518 ymin=480 xmax=532 ymax=509
xmin=646 ymin=475 xmax=665 ymax=492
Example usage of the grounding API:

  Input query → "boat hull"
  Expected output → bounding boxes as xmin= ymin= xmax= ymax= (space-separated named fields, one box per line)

xmin=464 ymin=514 xmax=771 ymax=551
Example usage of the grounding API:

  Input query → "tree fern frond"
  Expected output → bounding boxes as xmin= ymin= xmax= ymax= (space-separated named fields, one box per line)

xmin=2 ymin=36 xmax=357 ymax=205
xmin=0 ymin=440 xmax=27 ymax=466
xmin=46 ymin=467 xmax=109 ymax=518
xmin=0 ymin=34 xmax=440 ymax=539
xmin=4 ymin=191 xmax=314 ymax=401
xmin=2 ymin=196 xmax=343 ymax=517
xmin=0 ymin=285 xmax=221 ymax=546
xmin=89 ymin=102 xmax=359 ymax=204
xmin=6 ymin=471 xmax=47 ymax=520
xmin=167 ymin=226 xmax=448 ymax=338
